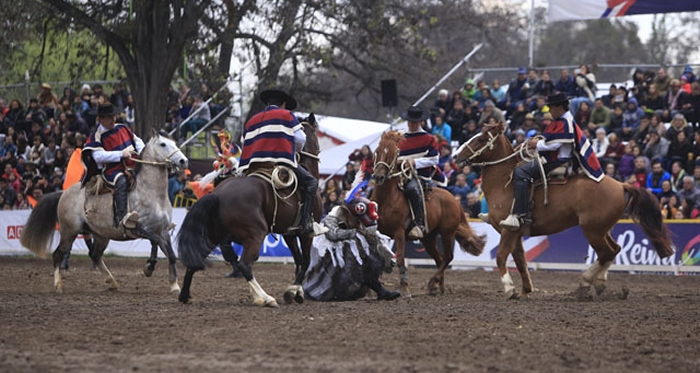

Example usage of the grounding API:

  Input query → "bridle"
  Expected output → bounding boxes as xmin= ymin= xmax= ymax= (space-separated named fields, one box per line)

xmin=374 ymin=146 xmax=412 ymax=180
xmin=456 ymin=126 xmax=536 ymax=167
xmin=131 ymin=137 xmax=184 ymax=168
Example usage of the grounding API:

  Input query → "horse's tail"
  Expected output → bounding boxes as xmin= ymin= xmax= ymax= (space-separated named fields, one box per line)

xmin=623 ymin=184 xmax=674 ymax=258
xmin=20 ymin=191 xmax=62 ymax=258
xmin=455 ymin=213 xmax=486 ymax=256
xmin=177 ymin=194 xmax=221 ymax=270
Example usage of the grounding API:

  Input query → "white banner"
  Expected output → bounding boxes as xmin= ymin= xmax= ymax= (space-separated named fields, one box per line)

xmin=549 ymin=0 xmax=700 ymax=23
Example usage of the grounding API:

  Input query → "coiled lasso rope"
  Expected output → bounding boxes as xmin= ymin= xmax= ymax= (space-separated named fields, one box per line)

xmin=250 ymin=165 xmax=298 ymax=232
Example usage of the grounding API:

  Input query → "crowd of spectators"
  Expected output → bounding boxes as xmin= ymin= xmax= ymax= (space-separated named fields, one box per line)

xmin=0 ymin=80 xmax=224 ymax=211
xmin=335 ymin=64 xmax=700 ymax=220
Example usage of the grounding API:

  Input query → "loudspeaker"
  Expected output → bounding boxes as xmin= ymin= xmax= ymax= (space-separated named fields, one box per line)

xmin=381 ymin=79 xmax=398 ymax=107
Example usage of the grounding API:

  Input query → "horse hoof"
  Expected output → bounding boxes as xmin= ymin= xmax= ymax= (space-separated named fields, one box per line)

xmin=507 ymin=291 xmax=520 ymax=300
xmin=179 ymin=294 xmax=192 ymax=304
xmin=283 ymin=291 xmax=295 ymax=305
xmin=619 ymin=286 xmax=630 ymax=300
xmin=594 ymin=283 xmax=606 ymax=295
xmin=170 ymin=283 xmax=181 ymax=294
xmin=575 ymin=286 xmax=593 ymax=301
xmin=294 ymin=290 xmax=304 ymax=304
xmin=265 ymin=300 xmax=279 ymax=308
xmin=143 ymin=267 xmax=154 ymax=277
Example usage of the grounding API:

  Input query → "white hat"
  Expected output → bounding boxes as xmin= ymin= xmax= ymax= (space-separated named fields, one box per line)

xmin=438 ymin=89 xmax=449 ymax=96
xmin=81 ymin=84 xmax=91 ymax=92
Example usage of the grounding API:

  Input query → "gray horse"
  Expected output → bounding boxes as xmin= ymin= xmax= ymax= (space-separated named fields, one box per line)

xmin=21 ymin=131 xmax=188 ymax=293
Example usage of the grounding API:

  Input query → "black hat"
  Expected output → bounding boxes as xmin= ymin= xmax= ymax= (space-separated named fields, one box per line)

xmin=96 ymin=104 xmax=121 ymax=117
xmin=260 ymin=89 xmax=297 ymax=111
xmin=547 ymin=93 xmax=569 ymax=106
xmin=400 ymin=106 xmax=430 ymax=122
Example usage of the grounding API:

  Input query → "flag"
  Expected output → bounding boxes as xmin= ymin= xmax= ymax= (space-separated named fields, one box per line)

xmin=549 ymin=0 xmax=700 ymax=22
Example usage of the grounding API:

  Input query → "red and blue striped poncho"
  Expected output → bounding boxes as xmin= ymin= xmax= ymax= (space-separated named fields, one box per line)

xmin=83 ymin=123 xmax=137 ymax=184
xmin=541 ymin=112 xmax=603 ymax=182
xmin=239 ymin=106 xmax=301 ymax=172
xmin=398 ymin=130 xmax=446 ymax=186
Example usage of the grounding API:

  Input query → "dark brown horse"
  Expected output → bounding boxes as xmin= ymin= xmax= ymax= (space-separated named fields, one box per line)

xmin=372 ymin=131 xmax=485 ymax=298
xmin=177 ymin=115 xmax=320 ymax=307
xmin=453 ymin=122 xmax=674 ymax=299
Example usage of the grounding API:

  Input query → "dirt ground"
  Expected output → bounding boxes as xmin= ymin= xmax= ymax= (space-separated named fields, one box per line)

xmin=0 ymin=256 xmax=698 ymax=373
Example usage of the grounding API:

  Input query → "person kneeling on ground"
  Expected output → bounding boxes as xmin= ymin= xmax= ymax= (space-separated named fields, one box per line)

xmin=304 ymin=185 xmax=401 ymax=302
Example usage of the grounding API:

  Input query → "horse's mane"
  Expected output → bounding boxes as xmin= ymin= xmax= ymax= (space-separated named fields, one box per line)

xmin=379 ymin=131 xmax=404 ymax=149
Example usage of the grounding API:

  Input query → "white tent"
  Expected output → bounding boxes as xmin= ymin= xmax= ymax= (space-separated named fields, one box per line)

xmin=314 ymin=115 xmax=407 ymax=177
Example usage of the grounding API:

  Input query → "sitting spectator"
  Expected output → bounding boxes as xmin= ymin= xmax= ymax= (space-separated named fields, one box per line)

xmin=677 ymin=176 xmax=700 ymax=210
xmin=660 ymin=194 xmax=679 ymax=220
xmin=168 ymin=170 xmax=188 ymax=204
xmin=464 ymin=192 xmax=481 ymax=218
xmin=622 ymin=98 xmax=644 ymax=133
xmin=448 ymin=174 xmax=471 ymax=211
xmin=646 ymin=159 xmax=671 ymax=197
xmin=643 ymin=129 xmax=670 ymax=163
xmin=590 ymin=98 xmax=611 ymax=131
xmin=604 ymin=162 xmax=622 ymax=182
xmin=602 ymin=132 xmax=625 ymax=166
xmin=666 ymin=113 xmax=693 ymax=142
xmin=668 ymin=131 xmax=694 ymax=173
xmin=574 ymin=101 xmax=593 ymax=135
xmin=617 ymin=143 xmax=636 ymax=180
xmin=458 ymin=119 xmax=479 ymax=145
xmin=340 ymin=162 xmax=356 ymax=191
xmin=591 ymin=128 xmax=608 ymax=159
xmin=431 ymin=115 xmax=452 ymax=143
xmin=179 ymin=94 xmax=211 ymax=140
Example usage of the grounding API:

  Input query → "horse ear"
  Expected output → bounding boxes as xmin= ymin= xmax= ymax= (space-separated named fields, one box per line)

xmin=151 ymin=128 xmax=158 ymax=138
xmin=308 ymin=113 xmax=317 ymax=127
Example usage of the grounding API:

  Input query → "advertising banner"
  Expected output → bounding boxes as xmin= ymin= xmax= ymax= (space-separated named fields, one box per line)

xmin=549 ymin=0 xmax=700 ymax=22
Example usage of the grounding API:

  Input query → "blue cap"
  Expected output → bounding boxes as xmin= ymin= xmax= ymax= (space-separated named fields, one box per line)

xmin=526 ymin=129 xmax=537 ymax=138
xmin=518 ymin=67 xmax=527 ymax=74
xmin=684 ymin=65 xmax=693 ymax=74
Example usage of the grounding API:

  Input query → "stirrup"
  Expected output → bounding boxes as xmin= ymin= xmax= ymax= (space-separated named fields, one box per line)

xmin=499 ymin=214 xmax=522 ymax=231
xmin=407 ymin=225 xmax=424 ymax=240
xmin=477 ymin=212 xmax=489 ymax=223
xmin=120 ymin=211 xmax=139 ymax=230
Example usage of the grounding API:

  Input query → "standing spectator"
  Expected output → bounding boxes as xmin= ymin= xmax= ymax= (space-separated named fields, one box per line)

xmin=570 ymin=64 xmax=596 ymax=116
xmin=348 ymin=144 xmax=374 ymax=182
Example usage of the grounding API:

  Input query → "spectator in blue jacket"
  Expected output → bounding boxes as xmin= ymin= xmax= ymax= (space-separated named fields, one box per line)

xmin=431 ymin=115 xmax=452 ymax=143
xmin=646 ymin=159 xmax=671 ymax=197
xmin=622 ymin=97 xmax=645 ymax=132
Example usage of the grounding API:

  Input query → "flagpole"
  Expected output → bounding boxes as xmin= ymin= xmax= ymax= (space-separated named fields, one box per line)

xmin=528 ymin=0 xmax=535 ymax=67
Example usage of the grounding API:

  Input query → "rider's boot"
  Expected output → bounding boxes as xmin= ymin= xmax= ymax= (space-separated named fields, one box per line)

xmin=500 ymin=177 xmax=531 ymax=231
xmin=405 ymin=180 xmax=426 ymax=240
xmin=368 ymin=278 xmax=401 ymax=301
xmin=114 ymin=176 xmax=138 ymax=230
xmin=294 ymin=166 xmax=318 ymax=235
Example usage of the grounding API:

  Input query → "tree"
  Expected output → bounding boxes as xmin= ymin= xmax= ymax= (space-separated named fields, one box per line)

xmin=40 ymin=0 xmax=209 ymax=135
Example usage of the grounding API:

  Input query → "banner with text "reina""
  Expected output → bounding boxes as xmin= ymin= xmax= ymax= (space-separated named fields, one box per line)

xmin=549 ymin=0 xmax=700 ymax=22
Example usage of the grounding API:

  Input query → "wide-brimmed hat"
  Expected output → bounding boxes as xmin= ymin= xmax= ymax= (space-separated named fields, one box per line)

xmin=260 ymin=89 xmax=297 ymax=110
xmin=96 ymin=104 xmax=121 ymax=117
xmin=547 ymin=93 xmax=569 ymax=106
xmin=41 ymin=83 xmax=51 ymax=90
xmin=400 ymin=106 xmax=431 ymax=122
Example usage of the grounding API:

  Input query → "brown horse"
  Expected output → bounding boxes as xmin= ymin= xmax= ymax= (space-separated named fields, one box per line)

xmin=372 ymin=131 xmax=485 ymax=297
xmin=177 ymin=115 xmax=320 ymax=307
xmin=453 ymin=122 xmax=674 ymax=299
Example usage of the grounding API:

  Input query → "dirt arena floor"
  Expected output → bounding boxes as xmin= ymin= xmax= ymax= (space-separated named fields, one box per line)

xmin=1 ymin=256 xmax=699 ymax=373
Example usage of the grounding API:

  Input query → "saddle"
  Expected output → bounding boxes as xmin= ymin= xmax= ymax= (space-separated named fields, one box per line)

xmin=84 ymin=171 xmax=136 ymax=196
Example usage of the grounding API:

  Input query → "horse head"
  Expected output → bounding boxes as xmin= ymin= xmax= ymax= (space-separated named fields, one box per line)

xmin=299 ymin=113 xmax=319 ymax=156
xmin=142 ymin=129 xmax=189 ymax=170
xmin=372 ymin=131 xmax=403 ymax=186
xmin=453 ymin=120 xmax=507 ymax=167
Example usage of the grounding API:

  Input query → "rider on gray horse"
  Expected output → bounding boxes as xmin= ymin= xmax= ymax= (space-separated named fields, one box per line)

xmin=82 ymin=103 xmax=144 ymax=230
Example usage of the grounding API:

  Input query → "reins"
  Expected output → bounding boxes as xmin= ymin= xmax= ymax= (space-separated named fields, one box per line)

xmin=131 ymin=145 xmax=182 ymax=167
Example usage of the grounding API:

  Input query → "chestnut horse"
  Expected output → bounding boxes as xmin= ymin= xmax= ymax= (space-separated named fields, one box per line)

xmin=372 ymin=131 xmax=485 ymax=298
xmin=453 ymin=122 xmax=674 ymax=299
xmin=177 ymin=115 xmax=320 ymax=307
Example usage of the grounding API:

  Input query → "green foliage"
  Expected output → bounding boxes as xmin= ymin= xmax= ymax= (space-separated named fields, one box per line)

xmin=2 ymin=24 xmax=125 ymax=85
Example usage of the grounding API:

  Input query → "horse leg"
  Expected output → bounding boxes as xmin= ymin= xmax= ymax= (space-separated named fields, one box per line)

xmin=158 ymin=232 xmax=181 ymax=293
xmin=221 ymin=238 xmax=242 ymax=278
xmin=239 ymin=240 xmax=278 ymax=308
xmin=284 ymin=234 xmax=310 ymax=305
xmin=393 ymin=230 xmax=411 ymax=299
xmin=496 ymin=232 xmax=521 ymax=299
xmin=84 ymin=233 xmax=98 ymax=270
xmin=579 ymin=229 xmax=619 ymax=298
xmin=511 ymin=238 xmax=534 ymax=297
xmin=51 ymin=237 xmax=75 ymax=293
xmin=435 ymin=232 xmax=456 ymax=295
xmin=91 ymin=236 xmax=119 ymax=291
xmin=179 ymin=268 xmax=196 ymax=304
xmin=421 ymin=233 xmax=443 ymax=295
xmin=143 ymin=240 xmax=158 ymax=277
